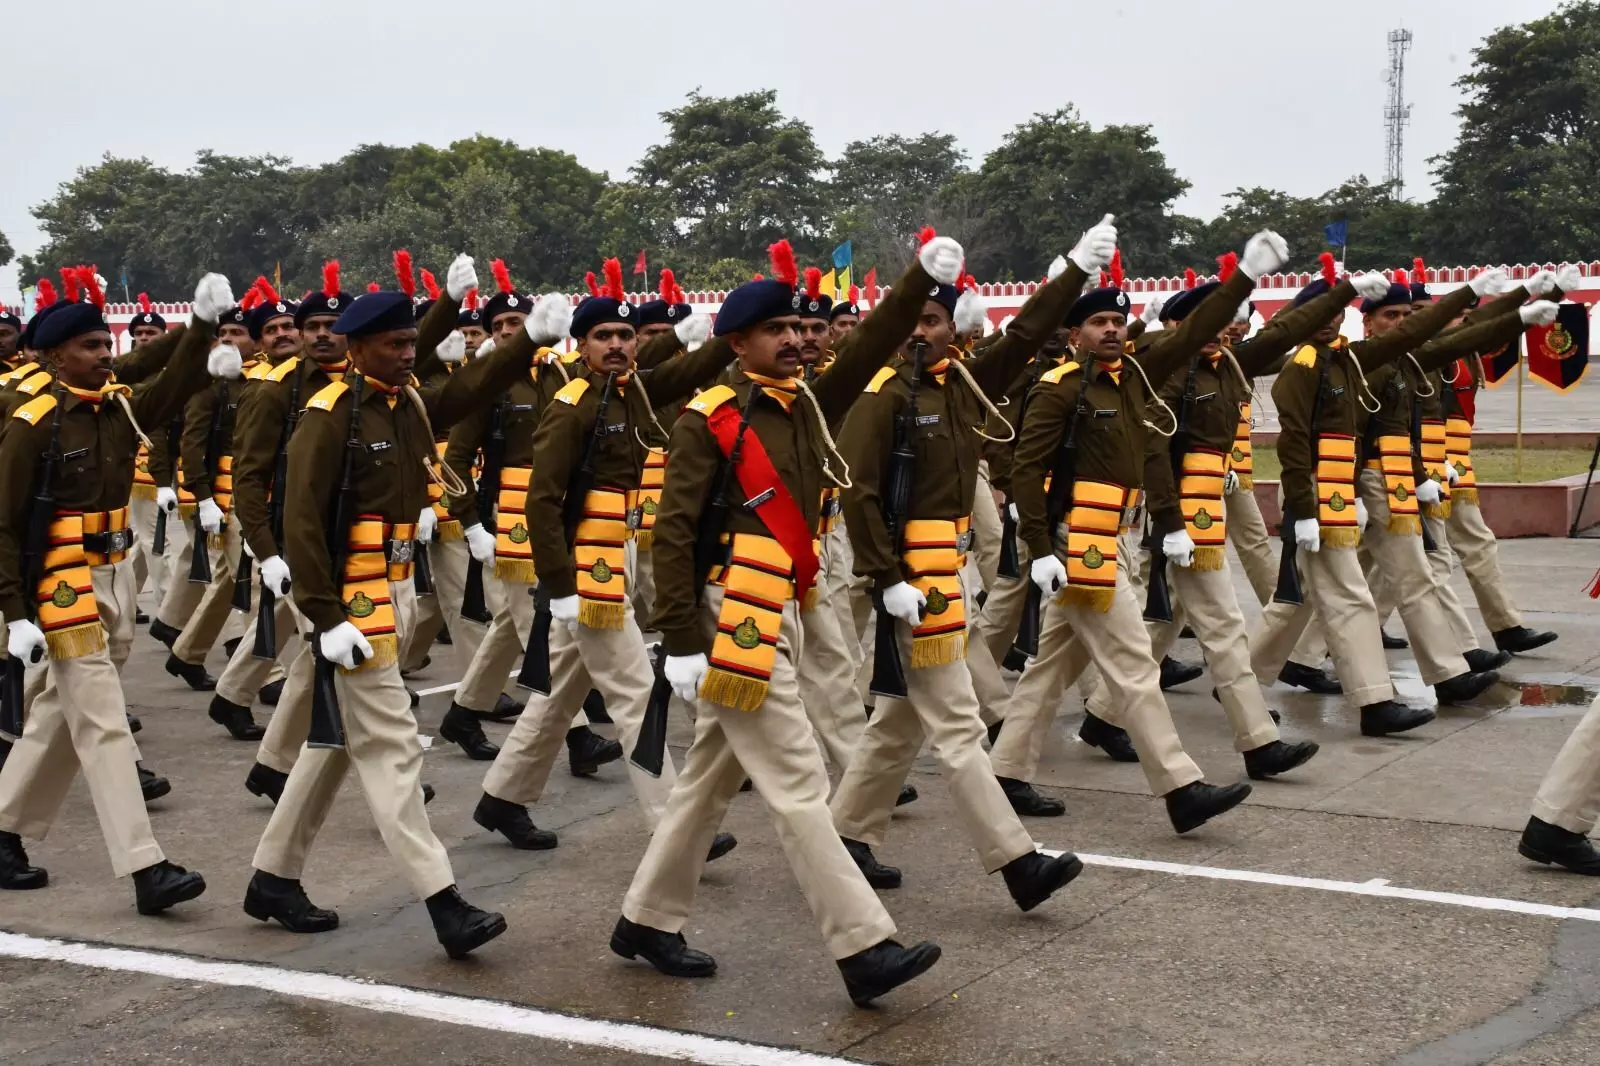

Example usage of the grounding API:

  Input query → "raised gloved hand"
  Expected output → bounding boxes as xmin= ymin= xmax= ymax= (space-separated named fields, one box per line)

xmin=197 ymin=497 xmax=224 ymax=535
xmin=1447 ymin=464 xmax=1460 ymax=486
xmin=445 ymin=254 xmax=478 ymax=302
xmin=918 ymin=236 xmax=965 ymax=285
xmin=954 ymin=290 xmax=987 ymax=334
xmin=318 ymin=621 xmax=373 ymax=671
xmin=880 ymin=581 xmax=926 ymax=627
xmin=1240 ymin=230 xmax=1290 ymax=280
xmin=1355 ymin=497 xmax=1369 ymax=530
xmin=417 ymin=506 xmax=437 ymax=543
xmin=1294 ymin=518 xmax=1320 ymax=553
xmin=1046 ymin=255 xmax=1068 ymax=283
xmin=464 ymin=523 xmax=496 ymax=565
xmin=1525 ymin=270 xmax=1557 ymax=297
xmin=1351 ymin=272 xmax=1391 ymax=301
xmin=474 ymin=336 xmax=496 ymax=360
xmin=1555 ymin=265 xmax=1582 ymax=293
xmin=260 ymin=555 xmax=291 ymax=596
xmin=192 ymin=273 xmax=235 ymax=324
xmin=1162 ymin=529 xmax=1196 ymax=568
xmin=7 ymin=619 xmax=46 ymax=665
xmin=435 ymin=330 xmax=466 ymax=364
xmin=1068 ymin=214 xmax=1118 ymax=276
xmin=549 ymin=594 xmax=580 ymax=631
xmin=242 ymin=538 xmax=255 ymax=559
xmin=527 ymin=292 xmax=573 ymax=346
xmin=1415 ymin=478 xmax=1442 ymax=506
xmin=664 ymin=653 xmax=709 ymax=704
xmin=1233 ymin=301 xmax=1252 ymax=324
xmin=1519 ymin=300 xmax=1560 ymax=327
xmin=675 ymin=310 xmax=712 ymax=351
xmin=207 ymin=343 xmax=243 ymax=379
xmin=1470 ymin=268 xmax=1509 ymax=297
xmin=1030 ymin=553 xmax=1068 ymax=595
xmin=1140 ymin=295 xmax=1165 ymax=324
xmin=155 ymin=486 xmax=178 ymax=513
xmin=1223 ymin=469 xmax=1240 ymax=495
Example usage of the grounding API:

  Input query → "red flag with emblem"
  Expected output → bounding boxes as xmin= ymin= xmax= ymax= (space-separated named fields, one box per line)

xmin=1480 ymin=339 xmax=1520 ymax=388
xmin=633 ymin=249 xmax=647 ymax=277
xmin=1525 ymin=302 xmax=1590 ymax=393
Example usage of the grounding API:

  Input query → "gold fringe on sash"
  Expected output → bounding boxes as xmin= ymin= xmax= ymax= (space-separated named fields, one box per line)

xmin=703 ymin=533 xmax=794 ymax=710
xmin=493 ymin=466 xmax=536 ymax=583
xmin=574 ymin=489 xmax=630 ymax=630
xmin=436 ymin=519 xmax=463 ymax=541
xmin=1315 ymin=434 xmax=1361 ymax=549
xmin=901 ymin=518 xmax=969 ymax=667
xmin=1228 ymin=403 xmax=1254 ymax=490
xmin=1180 ymin=448 xmax=1228 ymax=571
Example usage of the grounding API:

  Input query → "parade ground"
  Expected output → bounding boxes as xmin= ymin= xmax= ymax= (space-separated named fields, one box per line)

xmin=0 ymin=535 xmax=1597 ymax=1066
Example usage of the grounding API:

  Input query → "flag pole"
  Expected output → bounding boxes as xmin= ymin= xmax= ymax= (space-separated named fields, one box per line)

xmin=1515 ymin=339 xmax=1525 ymax=482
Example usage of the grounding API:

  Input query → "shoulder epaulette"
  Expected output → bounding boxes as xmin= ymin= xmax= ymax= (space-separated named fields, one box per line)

xmin=305 ymin=380 xmax=350 ymax=412
xmin=685 ymin=384 xmax=737 ymax=417
xmin=1291 ymin=344 xmax=1319 ymax=369
xmin=1040 ymin=361 xmax=1081 ymax=385
xmin=265 ymin=356 xmax=301 ymax=383
xmin=245 ymin=361 xmax=271 ymax=381
xmin=1 ymin=362 xmax=40 ymax=387
xmin=559 ymin=350 xmax=584 ymax=366
xmin=864 ymin=366 xmax=898 ymax=394
xmin=13 ymin=394 xmax=57 ymax=425
xmin=15 ymin=371 xmax=53 ymax=397
xmin=555 ymin=378 xmax=591 ymax=406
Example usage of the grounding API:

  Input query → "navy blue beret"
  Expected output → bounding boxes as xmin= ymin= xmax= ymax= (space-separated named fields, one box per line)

xmin=458 ymin=305 xmax=484 ymax=329
xmin=248 ymin=298 xmax=297 ymax=340
xmin=0 ymin=311 xmax=21 ymax=331
xmin=1291 ymin=278 xmax=1333 ymax=308
xmin=830 ymin=299 xmax=861 ymax=322
xmin=296 ymin=289 xmax=351 ymax=327
xmin=927 ymin=282 xmax=959 ymax=318
xmin=795 ymin=293 xmax=833 ymax=320
xmin=482 ymin=290 xmax=531 ymax=327
xmin=332 ymin=291 xmax=417 ymax=338
xmin=634 ymin=298 xmax=695 ymax=329
xmin=1409 ymin=281 xmax=1431 ymax=303
xmin=570 ymin=296 xmax=634 ymax=340
xmin=130 ymin=309 xmax=166 ymax=331
xmin=713 ymin=280 xmax=797 ymax=337
xmin=1163 ymin=282 xmax=1220 ymax=323
xmin=21 ymin=301 xmax=68 ymax=349
xmin=1065 ymin=287 xmax=1132 ymax=328
xmin=32 ymin=302 xmax=109 ymax=351
xmin=1360 ymin=283 xmax=1413 ymax=315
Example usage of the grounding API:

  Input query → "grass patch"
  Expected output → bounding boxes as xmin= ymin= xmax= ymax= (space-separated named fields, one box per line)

xmin=1249 ymin=446 xmax=1596 ymax=484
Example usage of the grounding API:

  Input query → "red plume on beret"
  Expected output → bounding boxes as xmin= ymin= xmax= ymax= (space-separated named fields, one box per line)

xmin=239 ymin=286 xmax=260 ymax=312
xmin=35 ymin=279 xmax=57 ymax=311
xmin=1183 ymin=267 xmax=1198 ymax=290
xmin=393 ymin=250 xmax=415 ymax=299
xmin=1318 ymin=251 xmax=1337 ymax=287
xmin=767 ymin=240 xmax=798 ymax=288
xmin=847 ymin=284 xmax=860 ymax=303
xmin=585 ymin=272 xmax=601 ymax=297
xmin=367 ymin=281 xmax=381 ymax=293
xmin=420 ymin=268 xmax=441 ymax=301
xmin=253 ymin=275 xmax=280 ymax=305
xmin=60 ymin=268 xmax=81 ymax=304
xmin=602 ymin=257 xmax=626 ymax=301
xmin=138 ymin=292 xmax=153 ymax=313
xmin=751 ymin=274 xmax=764 ymax=282
xmin=1109 ymin=249 xmax=1125 ymax=289
xmin=1412 ymin=257 xmax=1427 ymax=284
xmin=463 ymin=287 xmax=478 ymax=311
xmin=804 ymin=266 xmax=822 ymax=301
xmin=322 ymin=260 xmax=342 ymax=299
xmin=1098 ymin=270 xmax=1108 ymax=288
xmin=659 ymin=268 xmax=684 ymax=305
xmin=958 ymin=273 xmax=978 ymax=293
xmin=916 ymin=226 xmax=936 ymax=249
xmin=491 ymin=258 xmax=513 ymax=295
xmin=1216 ymin=251 xmax=1239 ymax=283
xmin=78 ymin=267 xmax=105 ymax=310
xmin=1393 ymin=268 xmax=1409 ymax=286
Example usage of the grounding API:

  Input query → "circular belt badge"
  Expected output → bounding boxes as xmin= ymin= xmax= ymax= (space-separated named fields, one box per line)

xmin=733 ymin=616 xmax=761 ymax=649
xmin=591 ymin=558 xmax=613 ymax=583
xmin=1193 ymin=508 xmax=1214 ymax=530
xmin=1329 ymin=492 xmax=1347 ymax=512
xmin=1231 ymin=446 xmax=1245 ymax=463
xmin=347 ymin=591 xmax=376 ymax=618
xmin=50 ymin=580 xmax=77 ymax=608
xmin=926 ymin=588 xmax=949 ymax=615
xmin=1082 ymin=544 xmax=1105 ymax=569
xmin=1394 ymin=482 xmax=1409 ymax=502
xmin=507 ymin=522 xmax=529 ymax=545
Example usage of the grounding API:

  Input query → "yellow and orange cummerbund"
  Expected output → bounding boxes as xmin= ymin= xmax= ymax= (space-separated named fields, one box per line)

xmin=132 ymin=443 xmax=157 ymax=498
xmin=1363 ymin=434 xmax=1421 ymax=535
xmin=899 ymin=516 xmax=970 ymax=667
xmin=1227 ymin=403 xmax=1254 ymax=489
xmin=336 ymin=515 xmax=416 ymax=672
xmin=700 ymin=531 xmax=817 ymax=712
xmin=34 ymin=508 xmax=132 ymax=659
xmin=1179 ymin=448 xmax=1227 ymax=571
xmin=1056 ymin=480 xmax=1142 ymax=613
xmin=429 ymin=439 xmax=462 ymax=540
xmin=1314 ymin=434 xmax=1361 ymax=549
xmin=493 ymin=466 xmax=535 ymax=583
xmin=1419 ymin=419 xmax=1451 ymax=519
xmin=573 ymin=488 xmax=632 ymax=630
xmin=633 ymin=449 xmax=666 ymax=550
xmin=1446 ymin=417 xmax=1477 ymax=506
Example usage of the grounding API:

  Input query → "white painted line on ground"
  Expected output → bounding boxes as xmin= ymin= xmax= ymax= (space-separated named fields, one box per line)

xmin=0 ymin=931 xmax=855 ymax=1066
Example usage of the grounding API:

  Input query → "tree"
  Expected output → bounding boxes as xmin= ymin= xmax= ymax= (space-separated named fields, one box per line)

xmin=0 ymin=229 xmax=12 ymax=268
xmin=1192 ymin=177 xmax=1428 ymax=273
xmin=22 ymin=155 xmax=181 ymax=294
xmin=831 ymin=134 xmax=968 ymax=270
xmin=1428 ymin=1 xmax=1600 ymax=263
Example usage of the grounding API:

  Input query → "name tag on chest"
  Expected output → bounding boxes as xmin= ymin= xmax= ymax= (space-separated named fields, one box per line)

xmin=744 ymin=488 xmax=776 ymax=509
xmin=1196 ymin=392 xmax=1218 ymax=403
xmin=605 ymin=422 xmax=628 ymax=436
xmin=367 ymin=441 xmax=392 ymax=453
xmin=1093 ymin=409 xmax=1118 ymax=419
xmin=63 ymin=447 xmax=90 ymax=461
xmin=1331 ymin=387 xmax=1345 ymax=396
xmin=915 ymin=414 xmax=940 ymax=427
xmin=509 ymin=404 xmax=535 ymax=413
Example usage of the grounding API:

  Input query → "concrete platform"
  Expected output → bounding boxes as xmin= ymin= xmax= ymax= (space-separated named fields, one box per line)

xmin=0 ymin=536 xmax=1597 ymax=1065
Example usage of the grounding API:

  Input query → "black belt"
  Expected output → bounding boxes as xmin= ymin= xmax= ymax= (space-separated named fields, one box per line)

xmin=84 ymin=529 xmax=134 ymax=555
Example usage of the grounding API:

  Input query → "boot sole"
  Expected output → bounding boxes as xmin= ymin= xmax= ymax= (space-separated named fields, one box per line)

xmin=142 ymin=780 xmax=172 ymax=803
xmin=1170 ymin=787 xmax=1252 ymax=835
xmin=1498 ymin=633 xmax=1558 ymax=655
xmin=442 ymin=913 xmax=508 ymax=959
xmin=609 ymin=933 xmax=717 ymax=977
xmin=1437 ymin=676 xmax=1499 ymax=705
xmin=1007 ymin=796 xmax=1067 ymax=817
xmin=1012 ymin=854 xmax=1085 ymax=912
xmin=243 ymin=892 xmax=340 ymax=932
xmin=1079 ymin=734 xmax=1140 ymax=764
xmin=166 ymin=662 xmax=216 ymax=691
xmin=1246 ymin=743 xmax=1321 ymax=781
xmin=209 ymin=709 xmax=264 ymax=741
xmin=1517 ymin=841 xmax=1600 ymax=876
xmin=1362 ymin=710 xmax=1437 ymax=737
xmin=245 ymin=778 xmax=282 ymax=805
xmin=846 ymin=943 xmax=942 ymax=1006
xmin=0 ymin=870 xmax=48 ymax=890
xmin=138 ymin=876 xmax=206 ymax=914
xmin=439 ymin=725 xmax=500 ymax=761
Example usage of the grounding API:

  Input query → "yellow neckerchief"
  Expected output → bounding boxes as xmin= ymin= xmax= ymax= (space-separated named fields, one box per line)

xmin=924 ymin=355 xmax=951 ymax=385
xmin=317 ymin=359 xmax=350 ymax=376
xmin=744 ymin=370 xmax=798 ymax=411
xmin=62 ymin=382 xmax=131 ymax=408
xmin=361 ymin=374 xmax=403 ymax=409
xmin=1096 ymin=357 xmax=1124 ymax=384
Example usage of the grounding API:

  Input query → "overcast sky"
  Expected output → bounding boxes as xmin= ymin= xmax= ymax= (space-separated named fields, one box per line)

xmin=3 ymin=0 xmax=1564 ymax=303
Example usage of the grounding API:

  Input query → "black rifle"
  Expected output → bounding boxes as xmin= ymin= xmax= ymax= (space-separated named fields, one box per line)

xmin=413 ymin=533 xmax=435 ymax=594
xmin=1 ymin=386 xmax=65 ymax=737
xmin=460 ymin=401 xmax=506 ymax=624
xmin=868 ymin=342 xmax=928 ymax=700
xmin=519 ymin=372 xmax=617 ymax=694
xmin=1408 ymin=368 xmax=1439 ymax=553
xmin=151 ymin=416 xmax=180 ymax=555
xmin=252 ymin=363 xmax=305 ymax=661
xmin=631 ymin=384 xmax=760 ymax=777
xmin=1274 ymin=346 xmax=1334 ymax=605
xmin=1015 ymin=364 xmax=1093 ymax=656
xmin=1143 ymin=352 xmax=1201 ymax=623
xmin=997 ymin=500 xmax=1021 ymax=580
xmin=187 ymin=390 xmax=226 ymax=585
xmin=308 ymin=376 xmax=365 ymax=749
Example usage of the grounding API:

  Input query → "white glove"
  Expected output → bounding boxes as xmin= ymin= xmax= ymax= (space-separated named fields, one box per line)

xmin=1232 ymin=301 xmax=1252 ymax=324
xmin=664 ymin=653 xmax=709 ymax=704
xmin=242 ymin=538 xmax=255 ymax=559
xmin=197 ymin=497 xmax=224 ymax=535
xmin=1007 ymin=502 xmax=1020 ymax=522
xmin=1525 ymin=270 xmax=1557 ymax=297
xmin=527 ymin=292 xmax=573 ymax=345
xmin=192 ymin=273 xmax=235 ymax=324
xmin=1140 ymin=295 xmax=1164 ymax=323
xmin=260 ymin=555 xmax=291 ymax=596
xmin=464 ymin=523 xmax=496 ymax=565
xmin=880 ymin=581 xmax=926 ymax=627
xmin=445 ymin=254 xmax=478 ymax=301
xmin=954 ymin=290 xmax=987 ymax=334
xmin=1162 ymin=529 xmax=1196 ymax=569
xmin=1068 ymin=214 xmax=1118 ymax=276
xmin=208 ymin=343 xmax=243 ymax=379
xmin=417 ymin=507 xmax=437 ymax=543
xmin=1223 ymin=470 xmax=1240 ymax=495
xmin=1447 ymin=464 xmax=1460 ymax=486
xmin=918 ymin=236 xmax=965 ymax=285
xmin=1030 ymin=554 xmax=1068 ymax=595
xmin=318 ymin=621 xmax=374 ymax=671
xmin=435 ymin=330 xmax=466 ymax=364
xmin=1239 ymin=230 xmax=1290 ymax=280
xmin=1355 ymin=497 xmax=1369 ymax=530
xmin=674 ymin=311 xmax=712 ymax=352
xmin=1555 ymin=265 xmax=1582 ymax=293
xmin=1519 ymin=300 xmax=1560 ymax=327
xmin=475 ymin=336 xmax=496 ymax=359
xmin=155 ymin=487 xmax=178 ymax=513
xmin=1469 ymin=268 xmax=1509 ymax=297
xmin=1294 ymin=518 xmax=1320 ymax=553
xmin=1351 ymin=272 xmax=1391 ymax=301
xmin=1046 ymin=255 xmax=1068 ymax=283
xmin=7 ymin=619 xmax=46 ymax=665
xmin=1415 ymin=478 xmax=1441 ymax=506
xmin=549 ymin=594 xmax=580 ymax=631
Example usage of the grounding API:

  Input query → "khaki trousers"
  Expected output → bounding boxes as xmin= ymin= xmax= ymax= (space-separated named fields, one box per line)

xmin=129 ymin=494 xmax=177 ymax=606
xmin=429 ymin=536 xmax=494 ymax=673
xmin=1449 ymin=501 xmax=1523 ymax=632
xmin=397 ymin=559 xmax=445 ymax=673
xmin=481 ymin=591 xmax=675 ymax=824
xmin=1423 ymin=513 xmax=1479 ymax=652
xmin=1356 ymin=469 xmax=1468 ymax=686
xmin=828 ymin=520 xmax=864 ymax=671
xmin=630 ymin=540 xmax=657 ymax=625
xmin=623 ymin=589 xmax=897 ymax=959
xmin=255 ymin=637 xmax=316 ymax=774
xmin=215 ymin=576 xmax=305 ymax=708
xmin=829 ymin=576 xmax=1036 ymax=873
xmin=153 ymin=516 xmax=209 ymax=629
xmin=1225 ymin=486 xmax=1277 ymax=608
xmin=453 ymin=572 xmax=527 ymax=712
xmin=251 ymin=651 xmax=454 ymax=899
xmin=971 ymin=462 xmax=1003 ymax=595
xmin=1531 ymin=692 xmax=1600 ymax=834
xmin=973 ymin=540 xmax=1032 ymax=665
xmin=797 ymin=527 xmax=867 ymax=770
xmin=170 ymin=515 xmax=248 ymax=665
xmin=0 ymin=564 xmax=163 ymax=877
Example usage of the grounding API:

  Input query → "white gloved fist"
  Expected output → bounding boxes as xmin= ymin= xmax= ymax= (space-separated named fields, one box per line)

xmin=417 ymin=506 xmax=437 ymax=543
xmin=1232 ymin=301 xmax=1252 ymax=324
xmin=674 ymin=310 xmax=712 ymax=352
xmin=260 ymin=555 xmax=291 ymax=595
xmin=664 ymin=653 xmax=709 ymax=704
xmin=1351 ymin=272 xmax=1391 ymax=301
xmin=7 ymin=619 xmax=46 ymax=665
xmin=1223 ymin=470 xmax=1240 ymax=495
xmin=1294 ymin=518 xmax=1321 ymax=553
xmin=1519 ymin=300 xmax=1560 ymax=327
xmin=1030 ymin=554 xmax=1068 ymax=595
xmin=954 ymin=290 xmax=987 ymax=334
xmin=1008 ymin=502 xmax=1020 ymax=522
xmin=155 ymin=486 xmax=179 ymax=513
xmin=192 ymin=273 xmax=235 ymax=324
xmin=1162 ymin=529 xmax=1196 ymax=569
xmin=549 ymin=593 xmax=580 ymax=631
xmin=1415 ymin=478 xmax=1441 ymax=506
xmin=445 ymin=254 xmax=478 ymax=301
xmin=1555 ymin=265 xmax=1582 ymax=293
xmin=527 ymin=292 xmax=574 ymax=346
xmin=464 ymin=523 xmax=496 ymax=565
xmin=1447 ymin=464 xmax=1460 ymax=486
xmin=1470 ymin=267 xmax=1509 ymax=297
xmin=1240 ymin=229 xmax=1290 ymax=280
xmin=918 ymin=236 xmax=965 ymax=285
xmin=1355 ymin=497 xmax=1369 ymax=530
xmin=208 ymin=343 xmax=243 ymax=379
xmin=435 ymin=330 xmax=466 ymax=364
xmin=474 ymin=336 xmax=496 ymax=360
xmin=880 ymin=581 xmax=926 ymax=627
xmin=197 ymin=497 xmax=224 ymax=535
xmin=1140 ymin=295 xmax=1165 ymax=324
xmin=242 ymin=538 xmax=255 ymax=559
xmin=1068 ymin=214 xmax=1118 ymax=276
xmin=1046 ymin=255 xmax=1068 ymax=283
xmin=318 ymin=621 xmax=374 ymax=671
xmin=1525 ymin=270 xmax=1557 ymax=297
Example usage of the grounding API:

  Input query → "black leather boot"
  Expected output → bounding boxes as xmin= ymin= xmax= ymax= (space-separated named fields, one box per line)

xmin=259 ymin=678 xmax=285 ymax=706
xmin=126 ymin=712 xmax=142 ymax=734
xmin=245 ymin=762 xmax=288 ymax=804
xmin=1159 ymin=656 xmax=1202 ymax=690
xmin=435 ymin=626 xmax=453 ymax=645
xmin=896 ymin=785 xmax=918 ymax=807
xmin=426 ymin=885 xmax=507 ymax=959
xmin=164 ymin=654 xmax=216 ymax=691
xmin=439 ymin=704 xmax=500 ymax=760
xmin=1435 ymin=669 xmax=1499 ymax=705
xmin=610 ymin=915 xmax=716 ymax=977
xmin=1000 ymin=850 xmax=1083 ymax=911
xmin=986 ymin=719 xmax=1004 ymax=747
xmin=1002 ymin=647 xmax=1030 ymax=673
xmin=1519 ymin=816 xmax=1600 ymax=875
xmin=1243 ymin=739 xmax=1320 ymax=780
xmin=1494 ymin=626 xmax=1558 ymax=654
xmin=243 ymin=870 xmax=339 ymax=932
xmin=223 ymin=637 xmax=242 ymax=660
xmin=838 ymin=938 xmax=941 ymax=1006
xmin=707 ymin=832 xmax=738 ymax=862
xmin=133 ymin=860 xmax=206 ymax=913
xmin=1464 ymin=647 xmax=1512 ymax=673
xmin=582 ymin=687 xmax=613 ymax=725
xmin=1380 ymin=628 xmax=1409 ymax=650
xmin=148 ymin=618 xmax=181 ymax=649
xmin=135 ymin=609 xmax=150 ymax=625
xmin=842 ymin=838 xmax=901 ymax=889
xmin=1166 ymin=781 xmax=1252 ymax=834
xmin=484 ymin=693 xmax=524 ymax=722
xmin=139 ymin=765 xmax=171 ymax=802
xmin=208 ymin=695 xmax=264 ymax=740
xmin=567 ymin=725 xmax=622 ymax=777
xmin=472 ymin=793 xmax=557 ymax=850
xmin=997 ymin=776 xmax=1066 ymax=816
xmin=1278 ymin=661 xmax=1342 ymax=694
xmin=1078 ymin=712 xmax=1138 ymax=762
xmin=1360 ymin=700 xmax=1436 ymax=736
xmin=0 ymin=831 xmax=47 ymax=890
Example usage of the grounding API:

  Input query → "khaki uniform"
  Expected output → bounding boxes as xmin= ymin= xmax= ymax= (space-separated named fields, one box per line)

xmin=797 ymin=523 xmax=868 ymax=770
xmin=1531 ymin=692 xmax=1600 ymax=834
